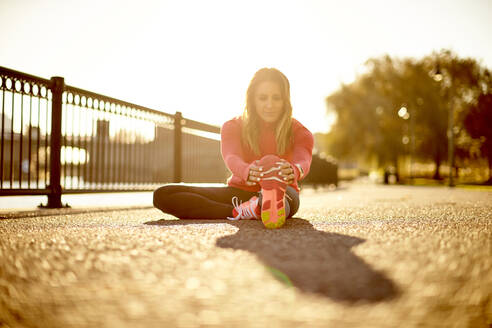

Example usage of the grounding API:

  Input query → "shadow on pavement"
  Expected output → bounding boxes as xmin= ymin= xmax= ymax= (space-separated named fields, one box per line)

xmin=145 ymin=218 xmax=399 ymax=303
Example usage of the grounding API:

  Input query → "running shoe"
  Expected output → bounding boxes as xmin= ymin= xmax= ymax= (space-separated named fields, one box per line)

xmin=228 ymin=196 xmax=260 ymax=220
xmin=258 ymin=155 xmax=288 ymax=229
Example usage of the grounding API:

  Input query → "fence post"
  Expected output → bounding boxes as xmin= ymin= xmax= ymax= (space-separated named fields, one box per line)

xmin=44 ymin=76 xmax=65 ymax=208
xmin=174 ymin=111 xmax=182 ymax=183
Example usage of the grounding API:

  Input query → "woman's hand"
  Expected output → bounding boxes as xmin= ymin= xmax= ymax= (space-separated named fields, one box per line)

xmin=276 ymin=159 xmax=296 ymax=185
xmin=246 ymin=161 xmax=263 ymax=186
xmin=246 ymin=159 xmax=296 ymax=186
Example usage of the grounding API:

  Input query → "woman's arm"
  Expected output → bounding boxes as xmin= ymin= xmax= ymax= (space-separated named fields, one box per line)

xmin=273 ymin=120 xmax=314 ymax=185
xmin=220 ymin=119 xmax=252 ymax=182
xmin=290 ymin=120 xmax=314 ymax=181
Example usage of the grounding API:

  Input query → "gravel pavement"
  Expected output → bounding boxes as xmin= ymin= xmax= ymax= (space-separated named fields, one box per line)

xmin=0 ymin=183 xmax=491 ymax=327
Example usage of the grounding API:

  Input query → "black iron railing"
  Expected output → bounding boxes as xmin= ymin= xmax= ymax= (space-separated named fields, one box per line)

xmin=0 ymin=66 xmax=228 ymax=207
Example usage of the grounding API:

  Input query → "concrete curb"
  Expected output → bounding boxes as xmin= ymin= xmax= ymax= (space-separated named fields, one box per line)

xmin=0 ymin=205 xmax=154 ymax=220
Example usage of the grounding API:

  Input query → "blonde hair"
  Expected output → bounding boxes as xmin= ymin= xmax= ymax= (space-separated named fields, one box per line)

xmin=242 ymin=68 xmax=293 ymax=155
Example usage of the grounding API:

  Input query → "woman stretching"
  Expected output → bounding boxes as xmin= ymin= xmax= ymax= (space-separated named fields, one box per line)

xmin=153 ymin=68 xmax=314 ymax=229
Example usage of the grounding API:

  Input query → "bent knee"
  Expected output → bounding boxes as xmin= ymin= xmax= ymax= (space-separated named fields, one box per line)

xmin=285 ymin=186 xmax=300 ymax=217
xmin=153 ymin=185 xmax=174 ymax=210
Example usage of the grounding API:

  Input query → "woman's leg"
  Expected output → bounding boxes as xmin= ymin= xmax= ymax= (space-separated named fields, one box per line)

xmin=285 ymin=186 xmax=300 ymax=218
xmin=153 ymin=184 xmax=256 ymax=219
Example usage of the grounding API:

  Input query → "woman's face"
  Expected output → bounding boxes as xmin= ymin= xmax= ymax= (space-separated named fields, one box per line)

xmin=254 ymin=81 xmax=284 ymax=123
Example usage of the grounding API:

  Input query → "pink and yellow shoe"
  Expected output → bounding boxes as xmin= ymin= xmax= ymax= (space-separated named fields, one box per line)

xmin=228 ymin=196 xmax=260 ymax=220
xmin=258 ymin=155 xmax=288 ymax=229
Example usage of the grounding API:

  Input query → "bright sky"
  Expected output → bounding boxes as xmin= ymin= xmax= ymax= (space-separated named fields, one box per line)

xmin=1 ymin=0 xmax=491 ymax=133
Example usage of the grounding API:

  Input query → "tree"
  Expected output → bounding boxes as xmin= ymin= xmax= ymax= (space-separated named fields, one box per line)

xmin=464 ymin=93 xmax=492 ymax=184
xmin=326 ymin=56 xmax=416 ymax=176
xmin=325 ymin=49 xmax=490 ymax=180
xmin=421 ymin=50 xmax=489 ymax=178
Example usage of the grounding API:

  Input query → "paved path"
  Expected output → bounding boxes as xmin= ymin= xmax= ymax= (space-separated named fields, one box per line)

xmin=0 ymin=183 xmax=491 ymax=327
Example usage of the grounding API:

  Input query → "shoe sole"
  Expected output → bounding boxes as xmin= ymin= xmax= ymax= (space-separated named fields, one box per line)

xmin=257 ymin=154 xmax=287 ymax=229
xmin=260 ymin=187 xmax=286 ymax=229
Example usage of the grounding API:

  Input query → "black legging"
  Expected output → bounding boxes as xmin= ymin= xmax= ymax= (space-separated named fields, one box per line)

xmin=153 ymin=184 xmax=300 ymax=220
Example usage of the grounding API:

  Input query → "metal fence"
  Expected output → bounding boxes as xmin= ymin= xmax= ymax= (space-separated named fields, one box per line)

xmin=0 ymin=66 xmax=228 ymax=207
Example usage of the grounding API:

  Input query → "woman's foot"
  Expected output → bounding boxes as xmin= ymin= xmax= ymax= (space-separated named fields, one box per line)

xmin=258 ymin=155 xmax=288 ymax=229
xmin=228 ymin=196 xmax=260 ymax=220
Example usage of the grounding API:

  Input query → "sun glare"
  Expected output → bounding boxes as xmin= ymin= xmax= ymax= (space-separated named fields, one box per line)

xmin=95 ymin=0 xmax=352 ymax=134
xmin=3 ymin=0 xmax=489 ymax=135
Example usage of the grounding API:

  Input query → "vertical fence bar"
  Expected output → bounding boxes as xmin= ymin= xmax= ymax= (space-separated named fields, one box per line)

xmin=10 ymin=89 xmax=14 ymax=187
xmin=124 ymin=110 xmax=129 ymax=186
xmin=74 ymin=102 xmax=80 ymax=189
xmin=95 ymin=118 xmax=100 ymax=186
xmin=28 ymin=89 xmax=32 ymax=188
xmin=156 ymin=126 xmax=161 ymax=183
xmin=83 ymin=104 xmax=89 ymax=188
xmin=96 ymin=112 xmax=101 ymax=187
xmin=136 ymin=122 xmax=141 ymax=185
xmin=44 ymin=76 xmax=64 ymax=208
xmin=131 ymin=111 xmax=136 ymax=184
xmin=36 ymin=93 xmax=41 ymax=188
xmin=1 ymin=85 xmax=4 ymax=188
xmin=130 ymin=113 xmax=135 ymax=184
xmin=149 ymin=120 xmax=154 ymax=185
xmin=102 ymin=118 xmax=107 ymax=187
xmin=156 ymin=126 xmax=163 ymax=182
xmin=139 ymin=116 xmax=144 ymax=185
xmin=89 ymin=109 xmax=95 ymax=188
xmin=135 ymin=118 xmax=139 ymax=185
xmin=75 ymin=100 xmax=79 ymax=188
xmin=108 ymin=106 xmax=114 ymax=188
xmin=113 ymin=110 xmax=117 ymax=187
xmin=174 ymin=111 xmax=182 ymax=183
xmin=44 ymin=92 xmax=49 ymax=188
xmin=63 ymin=96 xmax=68 ymax=188
xmin=118 ymin=120 xmax=122 ymax=187
xmin=115 ymin=109 xmax=119 ymax=187
xmin=121 ymin=112 xmax=126 ymax=187
xmin=151 ymin=121 xmax=157 ymax=184
xmin=101 ymin=111 xmax=106 ymax=188
xmin=70 ymin=101 xmax=74 ymax=188
xmin=19 ymin=85 xmax=23 ymax=188
xmin=144 ymin=117 xmax=148 ymax=184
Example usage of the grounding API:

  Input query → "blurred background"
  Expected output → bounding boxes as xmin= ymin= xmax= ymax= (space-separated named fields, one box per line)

xmin=1 ymin=0 xmax=491 ymax=194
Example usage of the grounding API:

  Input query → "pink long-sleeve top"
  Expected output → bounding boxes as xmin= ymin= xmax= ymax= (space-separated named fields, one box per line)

xmin=220 ymin=117 xmax=314 ymax=192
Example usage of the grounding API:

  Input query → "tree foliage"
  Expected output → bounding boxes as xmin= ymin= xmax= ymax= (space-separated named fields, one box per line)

xmin=325 ymin=49 xmax=491 ymax=179
xmin=464 ymin=93 xmax=492 ymax=183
